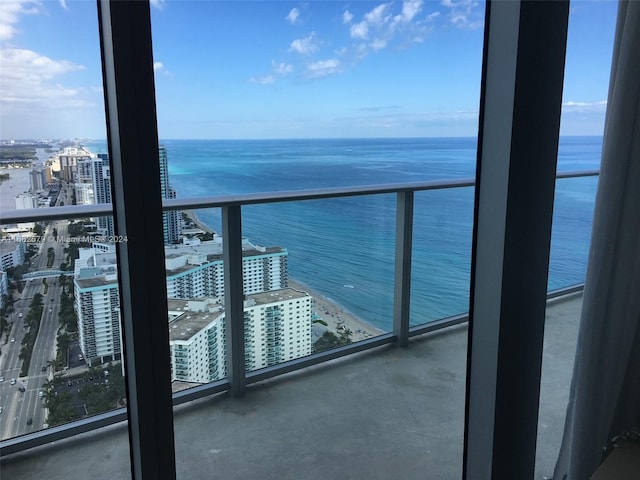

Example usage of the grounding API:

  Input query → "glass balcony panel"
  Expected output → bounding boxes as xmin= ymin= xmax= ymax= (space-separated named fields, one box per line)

xmin=548 ymin=175 xmax=598 ymax=292
xmin=235 ymin=196 xmax=394 ymax=373
xmin=164 ymin=207 xmax=229 ymax=393
xmin=410 ymin=187 xmax=475 ymax=326
xmin=0 ymin=215 xmax=127 ymax=440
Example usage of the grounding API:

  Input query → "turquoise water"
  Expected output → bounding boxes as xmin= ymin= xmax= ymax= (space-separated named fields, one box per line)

xmin=88 ymin=137 xmax=601 ymax=330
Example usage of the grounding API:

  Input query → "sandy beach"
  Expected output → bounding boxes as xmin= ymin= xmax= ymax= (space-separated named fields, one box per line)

xmin=287 ymin=278 xmax=385 ymax=342
xmin=176 ymin=211 xmax=384 ymax=342
xmin=182 ymin=209 xmax=215 ymax=235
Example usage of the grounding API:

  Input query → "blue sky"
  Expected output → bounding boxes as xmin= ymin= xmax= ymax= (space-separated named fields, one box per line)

xmin=0 ymin=0 xmax=618 ymax=140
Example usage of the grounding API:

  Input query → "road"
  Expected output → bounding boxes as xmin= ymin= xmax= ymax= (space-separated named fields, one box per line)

xmin=0 ymin=211 xmax=72 ymax=439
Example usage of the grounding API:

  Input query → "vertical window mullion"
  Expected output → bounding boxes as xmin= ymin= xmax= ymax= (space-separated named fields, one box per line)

xmin=465 ymin=1 xmax=570 ymax=478
xmin=97 ymin=1 xmax=176 ymax=479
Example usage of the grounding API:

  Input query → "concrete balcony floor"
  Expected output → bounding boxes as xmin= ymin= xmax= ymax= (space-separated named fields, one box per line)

xmin=0 ymin=293 xmax=582 ymax=479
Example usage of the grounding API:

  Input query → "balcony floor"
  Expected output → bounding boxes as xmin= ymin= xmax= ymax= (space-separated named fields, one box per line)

xmin=0 ymin=293 xmax=582 ymax=479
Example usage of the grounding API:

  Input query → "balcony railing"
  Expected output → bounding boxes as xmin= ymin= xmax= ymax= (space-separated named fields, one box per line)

xmin=0 ymin=170 xmax=599 ymax=455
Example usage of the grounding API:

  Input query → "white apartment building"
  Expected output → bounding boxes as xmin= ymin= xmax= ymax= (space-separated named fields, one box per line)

xmin=168 ymin=288 xmax=312 ymax=384
xmin=73 ymin=238 xmax=287 ymax=366
xmin=74 ymin=247 xmax=121 ymax=365
xmin=0 ymin=241 xmax=25 ymax=271
xmin=14 ymin=192 xmax=38 ymax=210
xmin=165 ymin=237 xmax=288 ymax=299
xmin=74 ymin=182 xmax=94 ymax=206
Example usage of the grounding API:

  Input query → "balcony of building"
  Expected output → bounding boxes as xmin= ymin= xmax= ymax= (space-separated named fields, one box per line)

xmin=0 ymin=291 xmax=582 ymax=480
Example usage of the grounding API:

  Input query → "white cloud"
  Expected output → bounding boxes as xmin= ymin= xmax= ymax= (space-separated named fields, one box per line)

xmin=350 ymin=21 xmax=369 ymax=40
xmin=562 ymin=100 xmax=608 ymax=112
xmin=153 ymin=61 xmax=172 ymax=76
xmin=150 ymin=0 xmax=167 ymax=10
xmin=365 ymin=3 xmax=391 ymax=26
xmin=441 ymin=0 xmax=483 ymax=30
xmin=250 ymin=75 xmax=276 ymax=85
xmin=0 ymin=1 xmax=40 ymax=41
xmin=286 ymin=7 xmax=300 ymax=24
xmin=306 ymin=59 xmax=341 ymax=78
xmin=348 ymin=1 xmax=429 ymax=53
xmin=343 ymin=10 xmax=354 ymax=24
xmin=427 ymin=11 xmax=441 ymax=21
xmin=59 ymin=0 xmax=69 ymax=11
xmin=250 ymin=61 xmax=293 ymax=86
xmin=399 ymin=0 xmax=423 ymax=23
xmin=371 ymin=38 xmax=387 ymax=51
xmin=272 ymin=60 xmax=293 ymax=75
xmin=289 ymin=32 xmax=319 ymax=55
xmin=0 ymin=47 xmax=92 ymax=109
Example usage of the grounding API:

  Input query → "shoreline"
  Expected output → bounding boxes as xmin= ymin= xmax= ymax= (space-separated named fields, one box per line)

xmin=181 ymin=209 xmax=215 ymax=235
xmin=287 ymin=277 xmax=385 ymax=342
xmin=175 ymin=210 xmax=384 ymax=342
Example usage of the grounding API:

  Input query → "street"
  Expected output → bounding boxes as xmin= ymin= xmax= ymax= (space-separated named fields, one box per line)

xmin=0 ymin=215 xmax=73 ymax=440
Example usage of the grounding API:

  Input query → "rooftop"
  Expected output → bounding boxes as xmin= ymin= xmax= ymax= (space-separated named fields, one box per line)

xmin=168 ymin=298 xmax=223 ymax=342
xmin=0 ymin=292 xmax=582 ymax=480
xmin=249 ymin=287 xmax=309 ymax=305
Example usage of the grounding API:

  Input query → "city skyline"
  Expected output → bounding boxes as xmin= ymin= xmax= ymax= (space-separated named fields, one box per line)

xmin=0 ymin=0 xmax=618 ymax=140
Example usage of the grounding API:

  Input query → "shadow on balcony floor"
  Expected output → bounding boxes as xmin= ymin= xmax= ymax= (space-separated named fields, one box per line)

xmin=0 ymin=293 xmax=582 ymax=480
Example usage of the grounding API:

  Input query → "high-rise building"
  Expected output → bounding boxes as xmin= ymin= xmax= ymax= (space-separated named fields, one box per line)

xmin=75 ymin=154 xmax=113 ymax=236
xmin=164 ymin=237 xmax=288 ymax=299
xmin=93 ymin=154 xmax=114 ymax=237
xmin=74 ymin=246 xmax=121 ymax=365
xmin=73 ymin=237 xmax=288 ymax=366
xmin=29 ymin=168 xmax=46 ymax=191
xmin=56 ymin=146 xmax=92 ymax=182
xmin=168 ymin=288 xmax=312 ymax=384
xmin=159 ymin=146 xmax=181 ymax=245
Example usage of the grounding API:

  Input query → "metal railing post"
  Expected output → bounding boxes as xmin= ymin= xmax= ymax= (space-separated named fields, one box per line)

xmin=393 ymin=191 xmax=414 ymax=347
xmin=222 ymin=205 xmax=246 ymax=396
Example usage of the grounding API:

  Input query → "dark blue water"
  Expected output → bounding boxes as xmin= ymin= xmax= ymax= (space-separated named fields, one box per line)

xmin=88 ymin=137 xmax=601 ymax=330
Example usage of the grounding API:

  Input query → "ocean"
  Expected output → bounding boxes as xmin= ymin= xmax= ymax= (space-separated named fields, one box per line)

xmin=83 ymin=137 xmax=600 ymax=331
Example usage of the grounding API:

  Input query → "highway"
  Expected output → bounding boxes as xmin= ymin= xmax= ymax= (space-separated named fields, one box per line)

xmin=1 ymin=189 xmax=74 ymax=440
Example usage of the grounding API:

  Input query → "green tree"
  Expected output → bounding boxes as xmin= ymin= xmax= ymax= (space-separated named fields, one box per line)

xmin=312 ymin=331 xmax=352 ymax=353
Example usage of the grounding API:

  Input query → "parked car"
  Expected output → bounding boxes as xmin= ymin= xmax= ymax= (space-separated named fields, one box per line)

xmin=26 ymin=418 xmax=32 ymax=425
xmin=0 ymin=376 xmax=4 ymax=382
xmin=10 ymin=378 xmax=16 ymax=385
